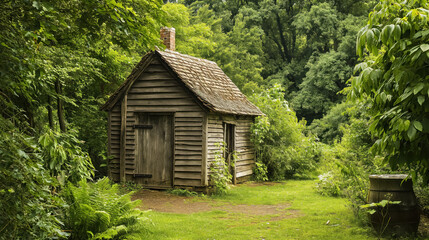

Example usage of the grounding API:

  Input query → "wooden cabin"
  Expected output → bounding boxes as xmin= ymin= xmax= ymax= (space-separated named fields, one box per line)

xmin=101 ymin=27 xmax=263 ymax=189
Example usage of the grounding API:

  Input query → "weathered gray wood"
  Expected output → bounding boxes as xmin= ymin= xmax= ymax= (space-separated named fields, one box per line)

xmin=201 ymin=113 xmax=208 ymax=186
xmin=127 ymin=99 xmax=196 ymax=106
xmin=139 ymin=72 xmax=173 ymax=80
xmin=127 ymin=92 xmax=189 ymax=100
xmin=174 ymin=172 xmax=201 ymax=180
xmin=120 ymin=96 xmax=127 ymax=182
xmin=174 ymin=179 xmax=201 ymax=186
xmin=135 ymin=113 xmax=173 ymax=187
xmin=175 ymin=160 xmax=202 ymax=166
xmin=175 ymin=166 xmax=202 ymax=172
xmin=132 ymin=80 xmax=178 ymax=88
xmin=236 ymin=169 xmax=253 ymax=178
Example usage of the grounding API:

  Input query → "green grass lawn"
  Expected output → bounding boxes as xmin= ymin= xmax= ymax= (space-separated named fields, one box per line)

xmin=140 ymin=180 xmax=377 ymax=239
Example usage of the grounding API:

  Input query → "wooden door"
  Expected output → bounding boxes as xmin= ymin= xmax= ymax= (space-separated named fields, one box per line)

xmin=135 ymin=113 xmax=173 ymax=187
xmin=224 ymin=123 xmax=236 ymax=184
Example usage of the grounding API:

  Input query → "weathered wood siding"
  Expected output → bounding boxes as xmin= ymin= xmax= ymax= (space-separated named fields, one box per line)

xmin=235 ymin=117 xmax=255 ymax=178
xmin=122 ymin=57 xmax=206 ymax=186
xmin=108 ymin=104 xmax=121 ymax=181
xmin=207 ymin=114 xmax=255 ymax=180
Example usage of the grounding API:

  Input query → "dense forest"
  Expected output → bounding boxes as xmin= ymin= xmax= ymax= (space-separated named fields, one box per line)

xmin=1 ymin=0 xmax=428 ymax=238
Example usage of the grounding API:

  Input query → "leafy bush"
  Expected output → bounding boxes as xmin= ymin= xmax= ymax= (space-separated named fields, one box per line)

xmin=253 ymin=162 xmax=269 ymax=182
xmin=0 ymin=115 xmax=65 ymax=239
xmin=309 ymin=101 xmax=352 ymax=144
xmin=315 ymin=107 xmax=392 ymax=221
xmin=168 ymin=189 xmax=198 ymax=197
xmin=62 ymin=177 xmax=150 ymax=240
xmin=38 ymin=129 xmax=94 ymax=184
xmin=250 ymin=84 xmax=321 ymax=180
xmin=209 ymin=142 xmax=232 ymax=195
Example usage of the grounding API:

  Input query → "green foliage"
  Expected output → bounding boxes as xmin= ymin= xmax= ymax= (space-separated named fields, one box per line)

xmin=309 ymin=102 xmax=352 ymax=144
xmin=315 ymin=106 xmax=394 ymax=222
xmin=0 ymin=115 xmax=66 ymax=239
xmin=209 ymin=142 xmax=232 ymax=195
xmin=250 ymin=84 xmax=320 ymax=180
xmin=253 ymin=162 xmax=269 ymax=182
xmin=38 ymin=129 xmax=94 ymax=184
xmin=168 ymin=189 xmax=199 ymax=197
xmin=361 ymin=198 xmax=401 ymax=238
xmin=351 ymin=0 xmax=429 ymax=182
xmin=63 ymin=177 xmax=150 ymax=240
xmin=292 ymin=51 xmax=352 ymax=122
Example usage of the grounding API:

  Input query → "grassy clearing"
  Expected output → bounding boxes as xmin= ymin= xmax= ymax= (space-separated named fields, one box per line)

xmin=141 ymin=180 xmax=376 ymax=239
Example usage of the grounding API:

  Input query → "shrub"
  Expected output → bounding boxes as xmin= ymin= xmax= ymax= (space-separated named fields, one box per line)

xmin=250 ymin=84 xmax=321 ymax=180
xmin=0 ymin=116 xmax=65 ymax=239
xmin=209 ymin=142 xmax=232 ymax=195
xmin=168 ymin=189 xmax=199 ymax=197
xmin=62 ymin=177 xmax=150 ymax=240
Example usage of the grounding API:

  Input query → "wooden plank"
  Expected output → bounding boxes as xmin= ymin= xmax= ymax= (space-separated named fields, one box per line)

xmin=174 ymin=179 xmax=201 ymax=186
xmin=128 ymin=105 xmax=202 ymax=112
xmin=175 ymin=131 xmax=202 ymax=136
xmin=174 ymin=172 xmax=202 ymax=180
xmin=132 ymin=80 xmax=177 ymax=88
xmin=175 ymin=126 xmax=202 ymax=131
xmin=145 ymin=64 xmax=166 ymax=73
xmin=107 ymin=113 xmax=112 ymax=179
xmin=176 ymin=135 xmax=202 ymax=141
xmin=175 ymin=155 xmax=202 ymax=160
xmin=175 ymin=117 xmax=203 ymax=122
xmin=175 ymin=160 xmax=202 ymax=166
xmin=175 ymin=112 xmax=205 ymax=117
xmin=175 ymin=166 xmax=202 ymax=172
xmin=175 ymin=121 xmax=203 ymax=127
xmin=127 ymin=92 xmax=189 ymax=100
xmin=175 ymin=141 xmax=202 ymax=146
xmin=236 ymin=160 xmax=255 ymax=166
xmin=127 ymin=99 xmax=196 ymax=106
xmin=120 ymin=96 xmax=127 ymax=182
xmin=175 ymin=150 xmax=202 ymax=156
xmin=236 ymin=169 xmax=253 ymax=178
xmin=202 ymin=113 xmax=208 ymax=186
xmin=139 ymin=72 xmax=173 ymax=80
xmin=175 ymin=144 xmax=202 ymax=151
xmin=127 ymin=86 xmax=182 ymax=94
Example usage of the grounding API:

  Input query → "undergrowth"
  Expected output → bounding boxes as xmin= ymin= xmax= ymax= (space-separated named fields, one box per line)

xmin=63 ymin=177 xmax=151 ymax=239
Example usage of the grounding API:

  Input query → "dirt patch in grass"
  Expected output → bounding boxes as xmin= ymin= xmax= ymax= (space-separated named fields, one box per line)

xmin=132 ymin=189 xmax=300 ymax=221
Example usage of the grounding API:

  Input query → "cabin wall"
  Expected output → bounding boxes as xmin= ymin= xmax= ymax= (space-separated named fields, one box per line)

xmin=108 ymin=104 xmax=121 ymax=181
xmin=116 ymin=58 xmax=206 ymax=187
xmin=207 ymin=114 xmax=255 ymax=181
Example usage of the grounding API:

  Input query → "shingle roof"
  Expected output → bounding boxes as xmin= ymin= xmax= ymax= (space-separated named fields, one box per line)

xmin=102 ymin=50 xmax=263 ymax=116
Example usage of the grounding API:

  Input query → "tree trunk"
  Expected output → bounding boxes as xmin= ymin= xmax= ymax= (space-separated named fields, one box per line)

xmin=55 ymin=80 xmax=66 ymax=132
xmin=47 ymin=96 xmax=54 ymax=129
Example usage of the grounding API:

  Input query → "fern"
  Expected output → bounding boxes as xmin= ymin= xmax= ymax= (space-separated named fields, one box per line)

xmin=62 ymin=177 xmax=150 ymax=239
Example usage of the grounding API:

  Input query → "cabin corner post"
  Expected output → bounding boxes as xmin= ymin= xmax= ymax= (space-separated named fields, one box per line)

xmin=107 ymin=112 xmax=112 ymax=179
xmin=120 ymin=95 xmax=128 ymax=182
xmin=201 ymin=114 xmax=208 ymax=186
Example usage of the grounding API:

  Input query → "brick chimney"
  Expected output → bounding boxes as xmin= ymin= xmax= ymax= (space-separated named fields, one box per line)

xmin=160 ymin=27 xmax=175 ymax=51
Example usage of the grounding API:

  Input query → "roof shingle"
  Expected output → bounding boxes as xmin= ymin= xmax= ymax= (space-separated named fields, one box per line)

xmin=102 ymin=50 xmax=263 ymax=116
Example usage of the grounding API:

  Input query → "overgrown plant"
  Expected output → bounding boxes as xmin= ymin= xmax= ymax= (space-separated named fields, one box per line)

xmin=209 ymin=142 xmax=232 ymax=195
xmin=250 ymin=84 xmax=321 ymax=180
xmin=38 ymin=129 xmax=94 ymax=185
xmin=168 ymin=189 xmax=199 ymax=197
xmin=62 ymin=177 xmax=150 ymax=240
xmin=361 ymin=198 xmax=401 ymax=239
xmin=253 ymin=162 xmax=269 ymax=182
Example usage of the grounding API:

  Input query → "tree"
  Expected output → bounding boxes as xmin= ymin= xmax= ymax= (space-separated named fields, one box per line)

xmin=351 ymin=0 xmax=429 ymax=182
